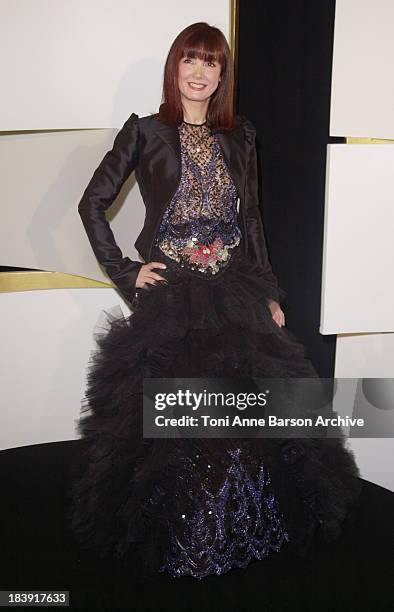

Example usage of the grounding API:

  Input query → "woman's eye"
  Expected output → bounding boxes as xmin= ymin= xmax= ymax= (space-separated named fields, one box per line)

xmin=183 ymin=58 xmax=216 ymax=67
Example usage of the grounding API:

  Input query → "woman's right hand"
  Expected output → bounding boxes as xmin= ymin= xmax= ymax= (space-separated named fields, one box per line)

xmin=135 ymin=262 xmax=167 ymax=289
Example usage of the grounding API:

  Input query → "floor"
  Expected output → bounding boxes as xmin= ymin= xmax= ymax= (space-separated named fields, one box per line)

xmin=1 ymin=440 xmax=392 ymax=611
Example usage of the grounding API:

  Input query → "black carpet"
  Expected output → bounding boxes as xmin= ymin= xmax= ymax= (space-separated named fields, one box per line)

xmin=1 ymin=440 xmax=392 ymax=611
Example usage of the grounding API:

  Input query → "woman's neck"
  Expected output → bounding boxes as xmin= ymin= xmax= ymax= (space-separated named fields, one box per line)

xmin=183 ymin=115 xmax=206 ymax=125
xmin=182 ymin=118 xmax=207 ymax=126
xmin=182 ymin=101 xmax=208 ymax=126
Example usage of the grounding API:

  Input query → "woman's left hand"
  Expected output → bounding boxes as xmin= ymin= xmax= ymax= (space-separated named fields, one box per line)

xmin=267 ymin=299 xmax=285 ymax=328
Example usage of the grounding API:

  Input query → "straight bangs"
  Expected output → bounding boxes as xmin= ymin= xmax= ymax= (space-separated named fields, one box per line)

xmin=181 ymin=41 xmax=223 ymax=67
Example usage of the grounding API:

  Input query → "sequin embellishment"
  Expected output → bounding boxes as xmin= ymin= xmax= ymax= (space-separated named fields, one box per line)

xmin=158 ymin=448 xmax=289 ymax=579
xmin=153 ymin=121 xmax=242 ymax=275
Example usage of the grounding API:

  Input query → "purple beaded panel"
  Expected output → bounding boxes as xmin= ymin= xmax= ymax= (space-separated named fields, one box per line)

xmin=153 ymin=121 xmax=242 ymax=275
xmin=158 ymin=448 xmax=289 ymax=579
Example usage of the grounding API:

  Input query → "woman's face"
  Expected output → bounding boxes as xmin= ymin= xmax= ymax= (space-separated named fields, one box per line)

xmin=178 ymin=55 xmax=221 ymax=104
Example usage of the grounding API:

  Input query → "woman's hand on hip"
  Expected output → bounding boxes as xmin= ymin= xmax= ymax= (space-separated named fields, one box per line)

xmin=267 ymin=299 xmax=285 ymax=328
xmin=135 ymin=262 xmax=167 ymax=289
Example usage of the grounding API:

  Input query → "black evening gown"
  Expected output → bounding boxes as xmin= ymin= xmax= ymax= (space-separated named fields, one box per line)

xmin=66 ymin=120 xmax=361 ymax=580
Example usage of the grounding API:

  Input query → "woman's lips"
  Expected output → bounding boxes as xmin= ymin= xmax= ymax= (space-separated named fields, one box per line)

xmin=188 ymin=82 xmax=207 ymax=90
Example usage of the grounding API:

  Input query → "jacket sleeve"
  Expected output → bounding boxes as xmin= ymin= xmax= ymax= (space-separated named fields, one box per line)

xmin=78 ymin=112 xmax=143 ymax=301
xmin=243 ymin=118 xmax=286 ymax=305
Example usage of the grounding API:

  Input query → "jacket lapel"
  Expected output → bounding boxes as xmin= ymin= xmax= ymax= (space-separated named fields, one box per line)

xmin=156 ymin=122 xmax=181 ymax=160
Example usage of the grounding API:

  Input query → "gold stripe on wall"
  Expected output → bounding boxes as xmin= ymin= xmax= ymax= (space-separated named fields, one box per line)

xmin=230 ymin=0 xmax=238 ymax=62
xmin=230 ymin=0 xmax=239 ymax=109
xmin=346 ymin=137 xmax=394 ymax=144
xmin=0 ymin=271 xmax=113 ymax=293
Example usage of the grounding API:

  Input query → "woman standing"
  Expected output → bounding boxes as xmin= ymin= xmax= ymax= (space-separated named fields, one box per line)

xmin=67 ymin=22 xmax=361 ymax=579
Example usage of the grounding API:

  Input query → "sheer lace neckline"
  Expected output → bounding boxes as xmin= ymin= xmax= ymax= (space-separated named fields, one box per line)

xmin=182 ymin=119 xmax=207 ymax=127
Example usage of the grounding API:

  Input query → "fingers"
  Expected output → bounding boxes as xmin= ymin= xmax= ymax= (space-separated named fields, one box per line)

xmin=143 ymin=276 xmax=168 ymax=287
xmin=143 ymin=270 xmax=168 ymax=283
xmin=146 ymin=261 xmax=167 ymax=271
xmin=136 ymin=261 xmax=168 ymax=289
xmin=149 ymin=271 xmax=168 ymax=282
xmin=272 ymin=312 xmax=285 ymax=328
xmin=139 ymin=270 xmax=169 ymax=289
xmin=145 ymin=262 xmax=168 ymax=282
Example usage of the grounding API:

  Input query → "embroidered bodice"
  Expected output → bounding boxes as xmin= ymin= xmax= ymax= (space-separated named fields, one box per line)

xmin=153 ymin=120 xmax=242 ymax=275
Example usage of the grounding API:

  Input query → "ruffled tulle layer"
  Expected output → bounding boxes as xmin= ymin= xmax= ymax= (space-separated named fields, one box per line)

xmin=66 ymin=247 xmax=361 ymax=579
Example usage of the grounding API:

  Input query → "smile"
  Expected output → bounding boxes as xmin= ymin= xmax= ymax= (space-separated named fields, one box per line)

xmin=188 ymin=82 xmax=207 ymax=90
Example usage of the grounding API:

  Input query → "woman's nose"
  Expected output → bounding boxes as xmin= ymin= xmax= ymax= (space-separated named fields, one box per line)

xmin=193 ymin=65 xmax=203 ymax=78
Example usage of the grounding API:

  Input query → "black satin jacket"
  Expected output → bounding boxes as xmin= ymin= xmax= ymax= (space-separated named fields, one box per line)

xmin=78 ymin=111 xmax=280 ymax=303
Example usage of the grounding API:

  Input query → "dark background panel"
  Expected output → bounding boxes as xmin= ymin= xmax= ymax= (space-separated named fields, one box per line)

xmin=236 ymin=0 xmax=345 ymax=376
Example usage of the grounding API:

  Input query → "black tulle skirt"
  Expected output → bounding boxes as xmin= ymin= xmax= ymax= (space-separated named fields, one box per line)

xmin=66 ymin=244 xmax=361 ymax=580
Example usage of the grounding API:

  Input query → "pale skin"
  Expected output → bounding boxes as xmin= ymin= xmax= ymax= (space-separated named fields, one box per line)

xmin=135 ymin=55 xmax=285 ymax=328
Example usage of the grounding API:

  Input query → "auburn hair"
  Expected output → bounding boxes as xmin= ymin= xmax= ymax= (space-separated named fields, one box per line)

xmin=155 ymin=22 xmax=239 ymax=132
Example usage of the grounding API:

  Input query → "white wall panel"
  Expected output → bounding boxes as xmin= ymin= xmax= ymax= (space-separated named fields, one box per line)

xmin=0 ymin=128 xmax=145 ymax=281
xmin=335 ymin=333 xmax=394 ymax=377
xmin=320 ymin=144 xmax=394 ymax=334
xmin=0 ymin=0 xmax=230 ymax=130
xmin=0 ymin=288 xmax=131 ymax=451
xmin=335 ymin=333 xmax=394 ymax=491
xmin=331 ymin=0 xmax=394 ymax=139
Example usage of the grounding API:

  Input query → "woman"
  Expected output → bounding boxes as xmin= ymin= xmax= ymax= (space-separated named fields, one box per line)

xmin=67 ymin=22 xmax=361 ymax=580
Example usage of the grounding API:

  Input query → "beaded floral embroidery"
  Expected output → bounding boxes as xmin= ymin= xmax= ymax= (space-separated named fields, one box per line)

xmin=159 ymin=235 xmax=240 ymax=274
